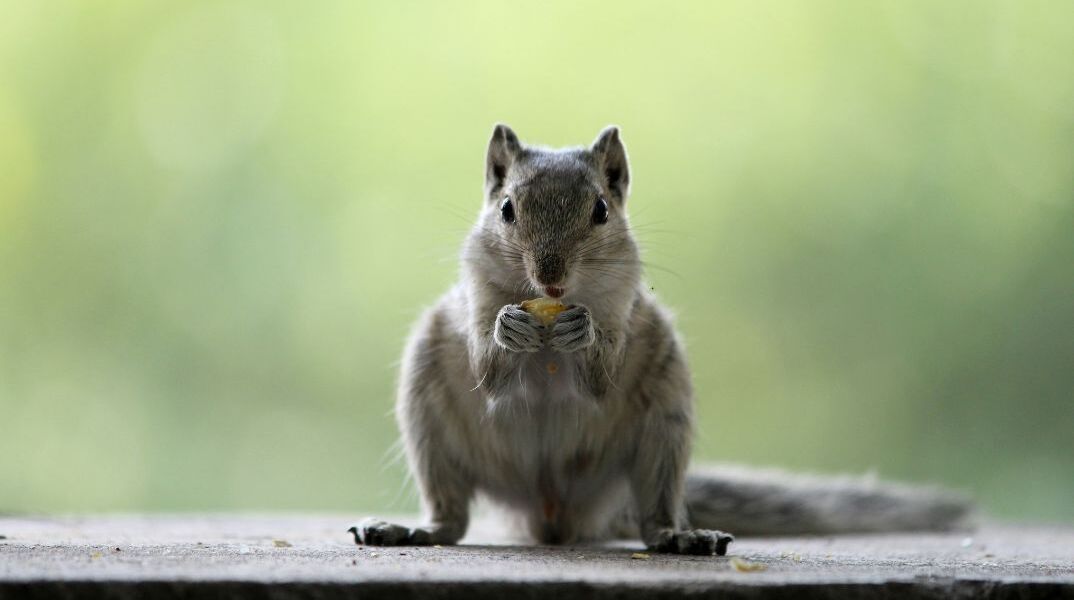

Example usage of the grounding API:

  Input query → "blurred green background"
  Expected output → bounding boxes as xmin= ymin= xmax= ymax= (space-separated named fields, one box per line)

xmin=1 ymin=0 xmax=1072 ymax=521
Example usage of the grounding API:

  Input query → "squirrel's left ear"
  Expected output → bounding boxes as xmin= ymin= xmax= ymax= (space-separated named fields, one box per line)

xmin=591 ymin=126 xmax=631 ymax=202
xmin=486 ymin=123 xmax=521 ymax=196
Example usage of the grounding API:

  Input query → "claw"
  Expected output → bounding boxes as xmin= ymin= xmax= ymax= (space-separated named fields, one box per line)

xmin=716 ymin=533 xmax=733 ymax=556
xmin=346 ymin=526 xmax=363 ymax=545
xmin=650 ymin=529 xmax=735 ymax=556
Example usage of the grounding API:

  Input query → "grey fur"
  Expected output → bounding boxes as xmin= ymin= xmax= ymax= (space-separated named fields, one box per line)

xmin=685 ymin=465 xmax=973 ymax=536
xmin=494 ymin=305 xmax=543 ymax=353
xmin=352 ymin=125 xmax=972 ymax=554
xmin=549 ymin=305 xmax=595 ymax=353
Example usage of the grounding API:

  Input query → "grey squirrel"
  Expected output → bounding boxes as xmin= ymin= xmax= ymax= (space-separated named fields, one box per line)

xmin=350 ymin=125 xmax=972 ymax=555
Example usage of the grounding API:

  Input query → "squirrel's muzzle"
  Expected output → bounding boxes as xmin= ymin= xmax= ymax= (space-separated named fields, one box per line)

xmin=535 ymin=254 xmax=566 ymax=286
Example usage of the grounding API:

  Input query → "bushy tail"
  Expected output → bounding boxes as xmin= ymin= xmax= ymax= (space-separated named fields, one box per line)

xmin=685 ymin=464 xmax=974 ymax=536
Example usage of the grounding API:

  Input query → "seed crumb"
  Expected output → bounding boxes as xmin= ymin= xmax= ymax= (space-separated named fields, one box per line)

xmin=730 ymin=556 xmax=767 ymax=572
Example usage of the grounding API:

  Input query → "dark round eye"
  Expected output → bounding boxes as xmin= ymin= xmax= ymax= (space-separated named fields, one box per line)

xmin=500 ymin=197 xmax=515 ymax=224
xmin=592 ymin=197 xmax=609 ymax=225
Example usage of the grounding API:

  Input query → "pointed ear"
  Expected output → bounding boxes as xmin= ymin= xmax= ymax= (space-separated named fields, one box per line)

xmin=591 ymin=126 xmax=630 ymax=202
xmin=486 ymin=123 xmax=521 ymax=194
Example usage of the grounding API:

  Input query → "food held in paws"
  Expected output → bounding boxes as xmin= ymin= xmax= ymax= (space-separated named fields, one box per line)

xmin=520 ymin=297 xmax=566 ymax=326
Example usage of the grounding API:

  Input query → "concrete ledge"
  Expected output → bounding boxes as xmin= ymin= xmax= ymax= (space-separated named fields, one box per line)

xmin=1 ymin=515 xmax=1072 ymax=599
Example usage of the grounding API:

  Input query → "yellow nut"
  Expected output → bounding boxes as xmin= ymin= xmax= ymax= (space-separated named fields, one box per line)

xmin=520 ymin=297 xmax=566 ymax=326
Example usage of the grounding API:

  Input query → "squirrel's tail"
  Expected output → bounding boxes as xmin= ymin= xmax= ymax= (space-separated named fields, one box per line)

xmin=685 ymin=464 xmax=974 ymax=536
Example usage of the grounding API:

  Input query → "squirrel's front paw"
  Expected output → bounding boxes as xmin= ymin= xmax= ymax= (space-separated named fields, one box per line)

xmin=550 ymin=305 xmax=595 ymax=353
xmin=494 ymin=305 xmax=544 ymax=353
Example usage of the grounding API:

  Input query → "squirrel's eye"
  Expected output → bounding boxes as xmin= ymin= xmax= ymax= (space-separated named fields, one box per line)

xmin=500 ymin=197 xmax=515 ymax=224
xmin=592 ymin=197 xmax=609 ymax=225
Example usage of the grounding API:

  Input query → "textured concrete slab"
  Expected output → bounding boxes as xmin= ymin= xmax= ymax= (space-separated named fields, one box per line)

xmin=0 ymin=514 xmax=1072 ymax=598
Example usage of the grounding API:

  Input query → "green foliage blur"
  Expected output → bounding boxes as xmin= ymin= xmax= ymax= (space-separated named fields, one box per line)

xmin=1 ymin=1 xmax=1072 ymax=521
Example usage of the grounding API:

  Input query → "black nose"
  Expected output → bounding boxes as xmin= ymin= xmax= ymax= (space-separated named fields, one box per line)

xmin=535 ymin=254 xmax=565 ymax=285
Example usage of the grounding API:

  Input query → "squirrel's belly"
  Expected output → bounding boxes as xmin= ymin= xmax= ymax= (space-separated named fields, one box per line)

xmin=509 ymin=348 xmax=590 ymax=405
xmin=475 ymin=424 xmax=628 ymax=540
xmin=474 ymin=350 xmax=624 ymax=529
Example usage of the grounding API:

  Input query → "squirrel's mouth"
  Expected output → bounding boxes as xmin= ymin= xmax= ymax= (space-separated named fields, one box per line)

xmin=544 ymin=286 xmax=565 ymax=298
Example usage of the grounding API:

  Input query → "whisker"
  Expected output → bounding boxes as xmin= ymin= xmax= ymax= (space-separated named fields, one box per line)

xmin=579 ymin=258 xmax=682 ymax=281
xmin=598 ymin=260 xmax=681 ymax=280
xmin=575 ymin=266 xmax=640 ymax=284
xmin=575 ymin=232 xmax=636 ymax=257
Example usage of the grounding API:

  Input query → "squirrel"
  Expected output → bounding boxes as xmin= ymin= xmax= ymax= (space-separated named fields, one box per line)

xmin=349 ymin=124 xmax=972 ymax=555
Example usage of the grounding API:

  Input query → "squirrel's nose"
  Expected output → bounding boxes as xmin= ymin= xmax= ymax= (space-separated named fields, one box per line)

xmin=535 ymin=254 xmax=566 ymax=286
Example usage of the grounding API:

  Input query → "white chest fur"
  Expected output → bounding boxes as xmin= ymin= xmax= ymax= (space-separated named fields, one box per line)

xmin=474 ymin=348 xmax=619 ymax=508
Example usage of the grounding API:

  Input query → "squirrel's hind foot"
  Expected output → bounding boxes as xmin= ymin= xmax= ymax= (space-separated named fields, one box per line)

xmin=348 ymin=518 xmax=443 ymax=547
xmin=648 ymin=528 xmax=734 ymax=556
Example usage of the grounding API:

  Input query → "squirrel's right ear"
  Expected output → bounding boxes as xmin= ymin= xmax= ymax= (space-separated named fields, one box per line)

xmin=486 ymin=123 xmax=521 ymax=194
xmin=591 ymin=126 xmax=630 ymax=202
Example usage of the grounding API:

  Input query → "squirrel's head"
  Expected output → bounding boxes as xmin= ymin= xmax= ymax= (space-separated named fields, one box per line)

xmin=470 ymin=124 xmax=639 ymax=301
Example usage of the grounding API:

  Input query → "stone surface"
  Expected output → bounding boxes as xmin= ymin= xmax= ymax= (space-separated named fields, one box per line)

xmin=1 ymin=515 xmax=1072 ymax=598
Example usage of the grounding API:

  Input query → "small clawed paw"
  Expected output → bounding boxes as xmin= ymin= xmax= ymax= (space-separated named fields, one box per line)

xmin=495 ymin=306 xmax=543 ymax=353
xmin=651 ymin=529 xmax=734 ymax=556
xmin=550 ymin=305 xmax=595 ymax=353
xmin=408 ymin=527 xmax=434 ymax=545
xmin=348 ymin=518 xmax=413 ymax=546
